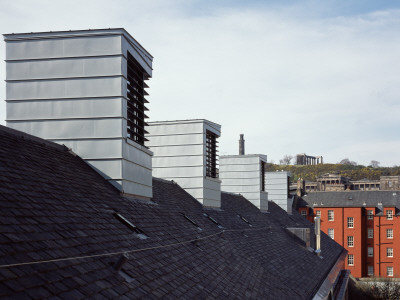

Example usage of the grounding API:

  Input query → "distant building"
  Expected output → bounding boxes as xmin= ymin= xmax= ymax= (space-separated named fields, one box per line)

xmin=298 ymin=174 xmax=400 ymax=193
xmin=380 ymin=176 xmax=400 ymax=190
xmin=296 ymin=153 xmax=323 ymax=165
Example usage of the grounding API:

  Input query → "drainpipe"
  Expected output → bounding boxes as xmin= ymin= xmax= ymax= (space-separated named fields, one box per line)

xmin=378 ymin=215 xmax=381 ymax=277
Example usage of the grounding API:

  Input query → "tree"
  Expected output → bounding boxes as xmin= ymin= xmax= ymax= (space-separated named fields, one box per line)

xmin=370 ymin=160 xmax=380 ymax=168
xmin=339 ymin=158 xmax=357 ymax=166
xmin=279 ymin=155 xmax=293 ymax=165
xmin=353 ymin=277 xmax=400 ymax=300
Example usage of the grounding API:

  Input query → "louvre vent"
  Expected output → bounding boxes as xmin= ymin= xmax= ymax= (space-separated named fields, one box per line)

xmin=206 ymin=130 xmax=218 ymax=178
xmin=126 ymin=51 xmax=149 ymax=146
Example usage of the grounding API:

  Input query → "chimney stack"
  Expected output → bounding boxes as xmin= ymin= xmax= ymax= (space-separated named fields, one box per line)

xmin=314 ymin=216 xmax=321 ymax=256
xmin=239 ymin=134 xmax=245 ymax=155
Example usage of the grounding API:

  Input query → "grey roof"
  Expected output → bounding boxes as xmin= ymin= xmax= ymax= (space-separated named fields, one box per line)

xmin=0 ymin=125 xmax=345 ymax=299
xmin=300 ymin=191 xmax=400 ymax=210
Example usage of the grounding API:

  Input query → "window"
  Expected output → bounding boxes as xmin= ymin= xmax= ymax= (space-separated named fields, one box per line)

xmin=328 ymin=228 xmax=334 ymax=239
xmin=301 ymin=210 xmax=307 ymax=216
xmin=347 ymin=236 xmax=354 ymax=247
xmin=316 ymin=210 xmax=321 ymax=217
xmin=206 ymin=130 xmax=218 ymax=178
xmin=387 ymin=266 xmax=393 ymax=277
xmin=347 ymin=217 xmax=354 ymax=228
xmin=348 ymin=254 xmax=354 ymax=266
xmin=387 ymin=210 xmax=393 ymax=220
xmin=387 ymin=248 xmax=393 ymax=257
xmin=328 ymin=210 xmax=334 ymax=221
xmin=368 ymin=228 xmax=373 ymax=238
xmin=367 ymin=210 xmax=373 ymax=220
xmin=368 ymin=247 xmax=373 ymax=257
xmin=387 ymin=228 xmax=393 ymax=239
xmin=368 ymin=266 xmax=374 ymax=276
xmin=126 ymin=52 xmax=149 ymax=146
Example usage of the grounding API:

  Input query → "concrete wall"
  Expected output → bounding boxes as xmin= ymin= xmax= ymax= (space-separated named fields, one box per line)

xmin=265 ymin=171 xmax=290 ymax=211
xmin=146 ymin=119 xmax=222 ymax=208
xmin=219 ymin=154 xmax=268 ymax=210
xmin=4 ymin=29 xmax=153 ymax=199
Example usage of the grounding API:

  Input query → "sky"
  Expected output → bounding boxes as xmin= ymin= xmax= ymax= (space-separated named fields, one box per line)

xmin=0 ymin=0 xmax=399 ymax=166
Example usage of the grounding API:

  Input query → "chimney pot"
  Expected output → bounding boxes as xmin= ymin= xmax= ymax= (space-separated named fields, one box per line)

xmin=239 ymin=134 xmax=245 ymax=155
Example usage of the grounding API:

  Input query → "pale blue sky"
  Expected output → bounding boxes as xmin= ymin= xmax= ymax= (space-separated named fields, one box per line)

xmin=1 ymin=0 xmax=399 ymax=166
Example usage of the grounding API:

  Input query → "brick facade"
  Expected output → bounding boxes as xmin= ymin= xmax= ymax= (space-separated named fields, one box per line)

xmin=299 ymin=202 xmax=400 ymax=278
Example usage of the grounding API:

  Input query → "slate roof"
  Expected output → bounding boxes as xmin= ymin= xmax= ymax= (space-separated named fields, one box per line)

xmin=300 ymin=191 xmax=400 ymax=212
xmin=0 ymin=125 xmax=345 ymax=299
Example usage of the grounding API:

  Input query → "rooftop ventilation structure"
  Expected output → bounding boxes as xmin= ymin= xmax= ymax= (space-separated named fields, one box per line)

xmin=220 ymin=152 xmax=268 ymax=211
xmin=146 ymin=119 xmax=222 ymax=208
xmin=4 ymin=29 xmax=153 ymax=199
xmin=265 ymin=171 xmax=291 ymax=212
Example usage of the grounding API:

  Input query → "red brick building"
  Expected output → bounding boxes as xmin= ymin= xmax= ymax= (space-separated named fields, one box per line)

xmin=298 ymin=191 xmax=400 ymax=278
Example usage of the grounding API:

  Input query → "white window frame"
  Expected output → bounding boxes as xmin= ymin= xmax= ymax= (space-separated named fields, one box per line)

xmin=316 ymin=210 xmax=321 ymax=217
xmin=347 ymin=236 xmax=354 ymax=247
xmin=368 ymin=266 xmax=374 ymax=276
xmin=368 ymin=228 xmax=373 ymax=238
xmin=387 ymin=248 xmax=393 ymax=257
xmin=387 ymin=210 xmax=393 ymax=220
xmin=347 ymin=217 xmax=354 ymax=228
xmin=387 ymin=266 xmax=393 ymax=277
xmin=348 ymin=254 xmax=354 ymax=266
xmin=328 ymin=210 xmax=334 ymax=221
xmin=387 ymin=228 xmax=393 ymax=239
xmin=328 ymin=228 xmax=334 ymax=239
xmin=368 ymin=247 xmax=373 ymax=257
xmin=367 ymin=210 xmax=373 ymax=220
xmin=301 ymin=210 xmax=307 ymax=216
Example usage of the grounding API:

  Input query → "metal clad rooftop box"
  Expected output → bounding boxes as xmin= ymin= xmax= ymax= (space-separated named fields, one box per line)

xmin=146 ymin=119 xmax=222 ymax=208
xmin=4 ymin=28 xmax=153 ymax=199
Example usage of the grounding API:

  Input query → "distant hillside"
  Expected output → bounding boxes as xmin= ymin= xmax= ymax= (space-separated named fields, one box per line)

xmin=265 ymin=164 xmax=400 ymax=182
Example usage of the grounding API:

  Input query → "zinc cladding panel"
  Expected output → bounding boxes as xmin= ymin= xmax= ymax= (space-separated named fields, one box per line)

xmin=221 ymin=178 xmax=260 ymax=187
xmin=85 ymin=159 xmax=122 ymax=180
xmin=122 ymin=142 xmax=152 ymax=170
xmin=147 ymin=122 xmax=204 ymax=136
xmin=204 ymin=177 xmax=221 ymax=192
xmin=121 ymin=36 xmax=152 ymax=76
xmin=182 ymin=187 xmax=204 ymax=199
xmin=146 ymin=133 xmax=204 ymax=147
xmin=221 ymin=185 xmax=260 ymax=193
xmin=148 ymin=144 xmax=204 ymax=156
xmin=220 ymin=163 xmax=260 ymax=172
xmin=7 ymin=77 xmax=123 ymax=100
xmin=166 ymin=177 xmax=205 ymax=189
xmin=203 ymin=120 xmax=221 ymax=136
xmin=6 ymin=56 xmax=123 ymax=80
xmin=203 ymin=188 xmax=221 ymax=203
xmin=7 ymin=98 xmax=124 ymax=121
xmin=152 ymin=166 xmax=204 ymax=178
xmin=122 ymin=180 xmax=152 ymax=198
xmin=220 ymin=156 xmax=260 ymax=166
xmin=5 ymin=35 xmax=122 ymax=60
xmin=152 ymin=155 xmax=204 ymax=168
xmin=122 ymin=160 xmax=152 ymax=187
xmin=7 ymin=118 xmax=123 ymax=140
xmin=219 ymin=170 xmax=260 ymax=179
xmin=52 ymin=139 xmax=123 ymax=159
